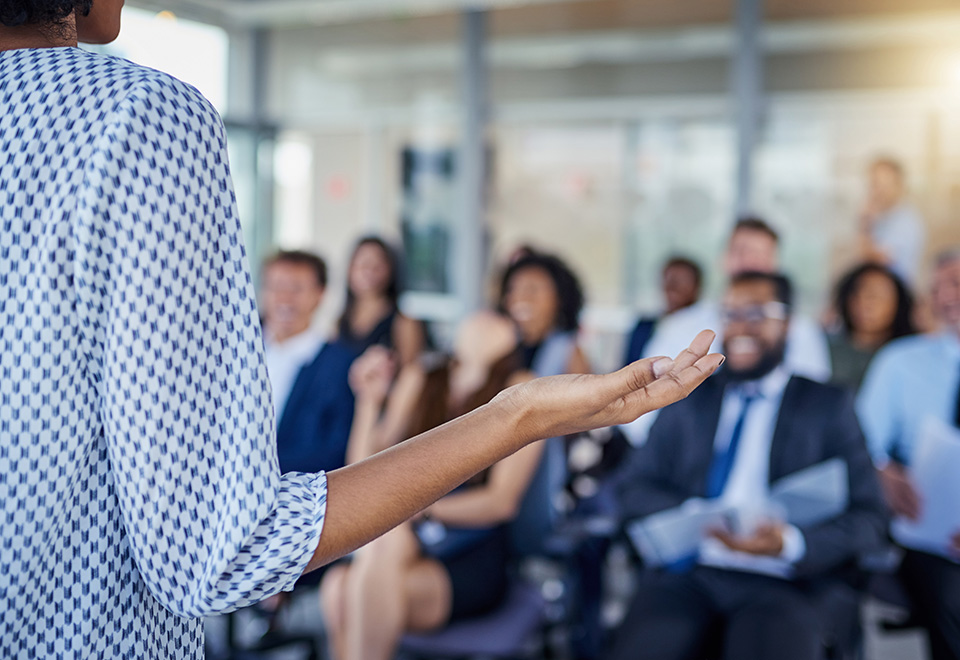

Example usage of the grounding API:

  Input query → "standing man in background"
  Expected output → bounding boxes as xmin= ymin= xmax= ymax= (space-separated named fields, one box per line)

xmin=859 ymin=156 xmax=926 ymax=286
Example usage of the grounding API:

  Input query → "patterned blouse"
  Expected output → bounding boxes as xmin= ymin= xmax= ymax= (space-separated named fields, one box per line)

xmin=0 ymin=47 xmax=327 ymax=658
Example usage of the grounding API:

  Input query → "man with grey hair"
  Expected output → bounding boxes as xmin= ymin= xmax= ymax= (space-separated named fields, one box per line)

xmin=857 ymin=249 xmax=960 ymax=660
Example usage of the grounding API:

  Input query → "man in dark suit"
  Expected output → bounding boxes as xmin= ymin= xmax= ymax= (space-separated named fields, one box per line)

xmin=609 ymin=271 xmax=887 ymax=660
xmin=261 ymin=250 xmax=356 ymax=475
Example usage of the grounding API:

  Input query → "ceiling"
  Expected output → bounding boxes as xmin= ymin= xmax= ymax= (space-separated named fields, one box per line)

xmin=126 ymin=0 xmax=960 ymax=32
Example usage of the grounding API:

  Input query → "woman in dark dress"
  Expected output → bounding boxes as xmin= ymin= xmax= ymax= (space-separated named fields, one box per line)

xmin=320 ymin=311 xmax=542 ymax=660
xmin=337 ymin=236 xmax=426 ymax=365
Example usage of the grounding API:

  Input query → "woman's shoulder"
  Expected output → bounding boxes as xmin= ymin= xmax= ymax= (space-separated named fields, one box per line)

xmin=22 ymin=48 xmax=221 ymax=126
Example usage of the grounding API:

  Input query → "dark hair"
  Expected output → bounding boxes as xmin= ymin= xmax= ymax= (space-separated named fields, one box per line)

xmin=0 ymin=0 xmax=91 ymax=27
xmin=731 ymin=216 xmax=779 ymax=245
xmin=263 ymin=250 xmax=327 ymax=289
xmin=338 ymin=236 xmax=402 ymax=334
xmin=663 ymin=256 xmax=703 ymax=290
xmin=834 ymin=263 xmax=915 ymax=341
xmin=729 ymin=271 xmax=793 ymax=311
xmin=499 ymin=253 xmax=585 ymax=333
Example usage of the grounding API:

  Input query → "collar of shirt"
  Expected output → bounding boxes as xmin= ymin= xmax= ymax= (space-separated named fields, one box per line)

xmin=936 ymin=331 xmax=960 ymax=362
xmin=264 ymin=327 xmax=327 ymax=420
xmin=713 ymin=365 xmax=791 ymax=453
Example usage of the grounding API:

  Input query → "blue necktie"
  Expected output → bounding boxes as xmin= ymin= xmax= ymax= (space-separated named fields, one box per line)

xmin=666 ymin=388 xmax=759 ymax=574
xmin=705 ymin=389 xmax=758 ymax=499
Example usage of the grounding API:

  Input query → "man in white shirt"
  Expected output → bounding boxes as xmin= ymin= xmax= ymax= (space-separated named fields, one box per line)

xmin=610 ymin=272 xmax=886 ymax=660
xmin=261 ymin=251 xmax=356 ymax=475
xmin=625 ymin=218 xmax=831 ymax=444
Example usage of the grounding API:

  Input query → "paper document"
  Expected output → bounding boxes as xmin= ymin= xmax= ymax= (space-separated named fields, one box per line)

xmin=626 ymin=498 xmax=730 ymax=568
xmin=626 ymin=459 xmax=849 ymax=568
xmin=769 ymin=457 xmax=849 ymax=528
xmin=892 ymin=418 xmax=960 ymax=562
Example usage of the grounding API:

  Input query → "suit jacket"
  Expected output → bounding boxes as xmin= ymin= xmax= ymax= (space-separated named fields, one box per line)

xmin=616 ymin=372 xmax=887 ymax=580
xmin=275 ymin=341 xmax=356 ymax=475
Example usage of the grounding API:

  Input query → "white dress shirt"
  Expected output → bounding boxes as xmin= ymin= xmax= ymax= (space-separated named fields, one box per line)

xmin=697 ymin=367 xmax=807 ymax=578
xmin=265 ymin=328 xmax=327 ymax=420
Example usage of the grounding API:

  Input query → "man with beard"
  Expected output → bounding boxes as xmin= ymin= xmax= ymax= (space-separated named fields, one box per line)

xmin=608 ymin=272 xmax=886 ymax=660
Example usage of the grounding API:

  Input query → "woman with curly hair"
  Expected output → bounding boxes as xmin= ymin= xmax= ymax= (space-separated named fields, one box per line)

xmin=828 ymin=262 xmax=917 ymax=390
xmin=499 ymin=252 xmax=591 ymax=377
xmin=0 ymin=4 xmax=722 ymax=658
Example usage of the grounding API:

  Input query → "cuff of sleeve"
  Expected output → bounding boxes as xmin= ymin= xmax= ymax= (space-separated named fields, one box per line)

xmin=779 ymin=524 xmax=806 ymax=563
xmin=280 ymin=470 xmax=328 ymax=593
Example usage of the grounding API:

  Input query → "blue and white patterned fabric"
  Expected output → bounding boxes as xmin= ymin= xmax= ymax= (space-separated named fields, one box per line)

xmin=0 ymin=47 xmax=328 ymax=658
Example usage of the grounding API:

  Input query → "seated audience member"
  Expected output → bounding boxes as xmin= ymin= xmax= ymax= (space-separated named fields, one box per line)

xmin=610 ymin=272 xmax=887 ymax=660
xmin=626 ymin=218 xmax=831 ymax=443
xmin=261 ymin=251 xmax=355 ymax=475
xmin=623 ymin=256 xmax=703 ymax=367
xmin=857 ymin=250 xmax=960 ymax=660
xmin=829 ymin=263 xmax=916 ymax=391
xmin=337 ymin=235 xmax=426 ymax=366
xmin=858 ymin=157 xmax=926 ymax=285
xmin=500 ymin=252 xmax=590 ymax=376
xmin=319 ymin=312 xmax=541 ymax=660
xmin=500 ymin=252 xmax=614 ymax=502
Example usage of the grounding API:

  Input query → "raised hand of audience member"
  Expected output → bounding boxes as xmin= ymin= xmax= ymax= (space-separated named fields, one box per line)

xmin=348 ymin=345 xmax=397 ymax=405
xmin=710 ymin=523 xmax=785 ymax=557
xmin=877 ymin=462 xmax=922 ymax=520
xmin=951 ymin=531 xmax=960 ymax=559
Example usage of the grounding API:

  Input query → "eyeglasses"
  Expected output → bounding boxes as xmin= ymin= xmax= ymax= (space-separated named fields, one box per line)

xmin=719 ymin=301 xmax=789 ymax=325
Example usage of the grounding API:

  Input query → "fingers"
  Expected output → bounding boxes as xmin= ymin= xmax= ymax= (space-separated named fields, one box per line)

xmin=672 ymin=330 xmax=718 ymax=371
xmin=882 ymin=468 xmax=922 ymax=520
xmin=709 ymin=525 xmax=783 ymax=556
xmin=617 ymin=330 xmax=717 ymax=394
xmin=618 ymin=351 xmax=724 ymax=422
xmin=610 ymin=330 xmax=721 ymax=422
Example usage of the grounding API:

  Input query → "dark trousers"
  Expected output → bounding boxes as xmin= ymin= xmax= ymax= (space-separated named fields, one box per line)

xmin=900 ymin=549 xmax=960 ymax=660
xmin=608 ymin=567 xmax=823 ymax=660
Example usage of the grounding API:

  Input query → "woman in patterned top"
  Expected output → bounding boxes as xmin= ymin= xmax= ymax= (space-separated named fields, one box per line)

xmin=0 ymin=2 xmax=723 ymax=658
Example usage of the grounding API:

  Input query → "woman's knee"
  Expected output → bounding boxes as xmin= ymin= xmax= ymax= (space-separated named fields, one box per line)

xmin=404 ymin=560 xmax=453 ymax=632
xmin=355 ymin=524 xmax=421 ymax=573
xmin=320 ymin=564 xmax=350 ymax=632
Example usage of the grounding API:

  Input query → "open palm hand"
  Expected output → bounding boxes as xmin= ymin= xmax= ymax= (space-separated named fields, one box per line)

xmin=501 ymin=330 xmax=724 ymax=442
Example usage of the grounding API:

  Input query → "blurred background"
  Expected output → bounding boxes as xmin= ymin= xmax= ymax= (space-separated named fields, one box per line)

xmin=101 ymin=0 xmax=960 ymax=373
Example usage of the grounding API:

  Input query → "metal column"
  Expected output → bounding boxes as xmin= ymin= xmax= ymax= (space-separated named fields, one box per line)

xmin=453 ymin=8 xmax=489 ymax=317
xmin=731 ymin=0 xmax=764 ymax=217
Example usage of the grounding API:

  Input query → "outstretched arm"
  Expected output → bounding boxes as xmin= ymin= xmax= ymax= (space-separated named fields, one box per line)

xmin=304 ymin=330 xmax=723 ymax=572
